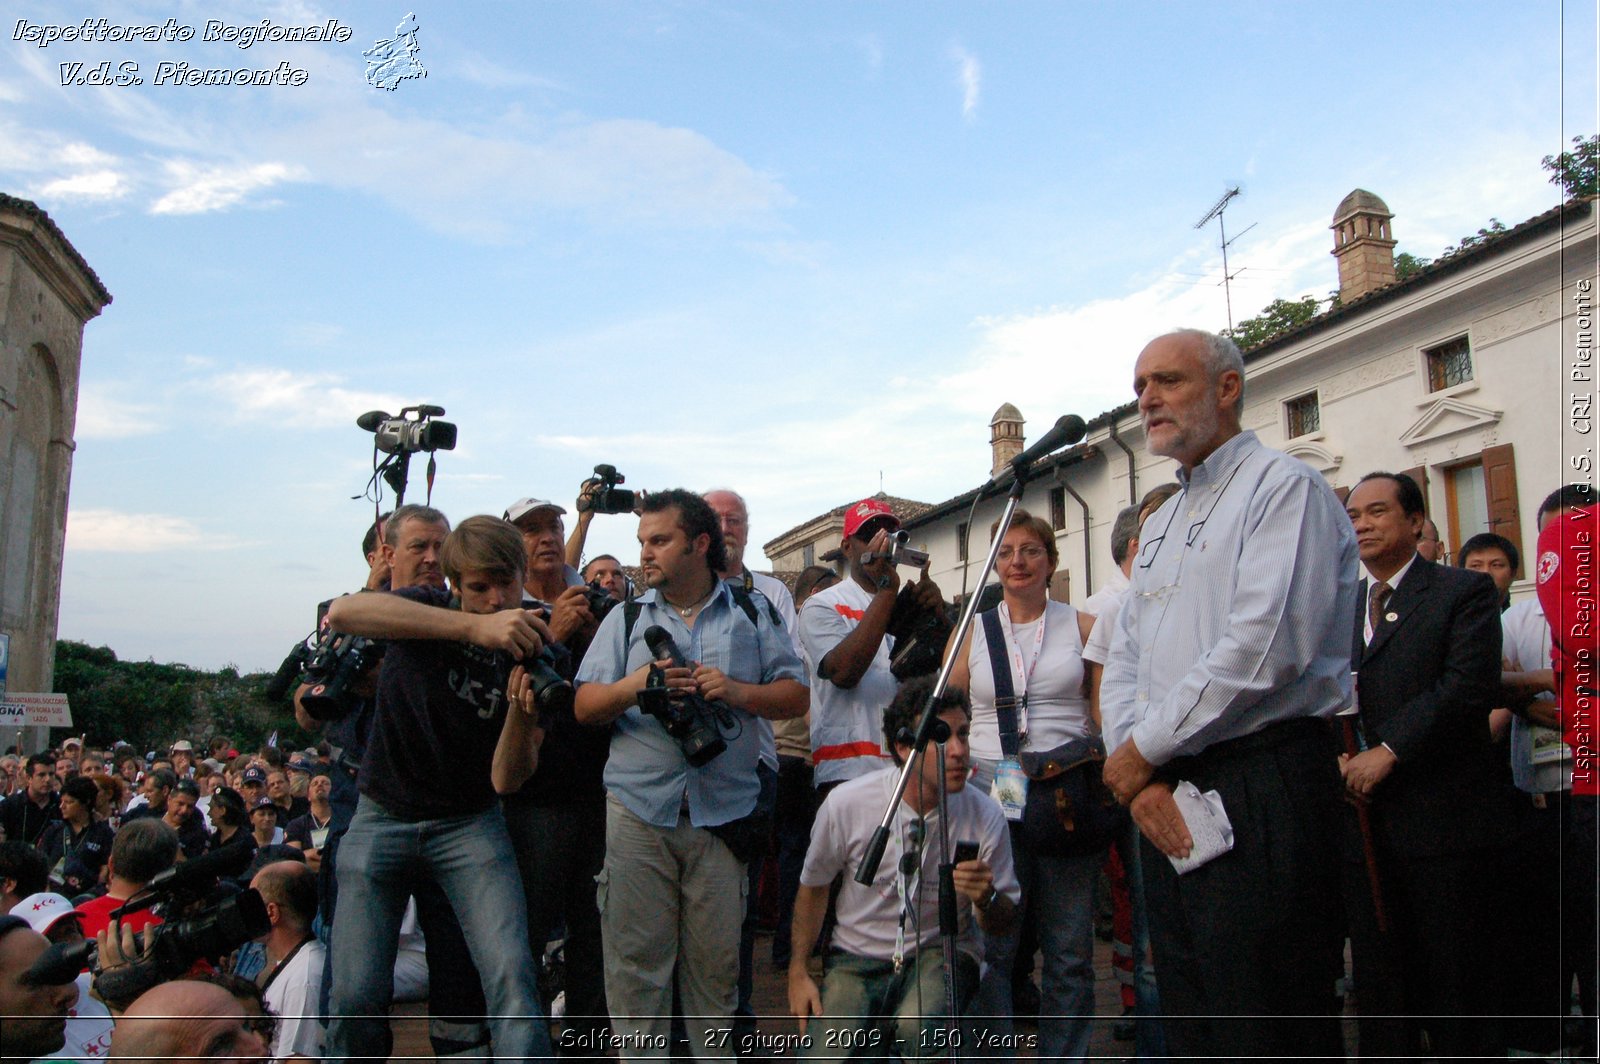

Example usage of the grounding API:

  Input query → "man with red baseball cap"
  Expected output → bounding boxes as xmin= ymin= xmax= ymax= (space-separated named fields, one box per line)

xmin=799 ymin=497 xmax=945 ymax=795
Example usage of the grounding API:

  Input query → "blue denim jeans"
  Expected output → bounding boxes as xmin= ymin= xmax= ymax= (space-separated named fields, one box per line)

xmin=324 ymin=796 xmax=551 ymax=1064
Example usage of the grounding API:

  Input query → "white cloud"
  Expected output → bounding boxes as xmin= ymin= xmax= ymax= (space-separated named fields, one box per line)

xmin=951 ymin=45 xmax=981 ymax=121
xmin=66 ymin=509 xmax=206 ymax=552
xmin=200 ymin=368 xmax=407 ymax=429
xmin=75 ymin=387 xmax=161 ymax=440
xmin=39 ymin=170 xmax=124 ymax=200
xmin=149 ymin=160 xmax=305 ymax=215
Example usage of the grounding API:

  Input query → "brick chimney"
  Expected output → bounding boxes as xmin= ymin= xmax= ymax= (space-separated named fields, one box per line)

xmin=989 ymin=403 xmax=1024 ymax=477
xmin=1331 ymin=189 xmax=1397 ymax=303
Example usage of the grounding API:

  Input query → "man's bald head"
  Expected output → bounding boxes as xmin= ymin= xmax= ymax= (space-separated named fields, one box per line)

xmin=111 ymin=979 xmax=267 ymax=1064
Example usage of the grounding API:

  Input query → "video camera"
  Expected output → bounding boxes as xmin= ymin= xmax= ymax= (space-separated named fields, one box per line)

xmin=579 ymin=464 xmax=636 ymax=515
xmin=265 ymin=613 xmax=383 ymax=722
xmin=357 ymin=404 xmax=457 ymax=455
xmin=862 ymin=529 xmax=930 ymax=570
xmin=635 ymin=626 xmax=736 ymax=766
xmin=25 ymin=842 xmax=269 ymax=1010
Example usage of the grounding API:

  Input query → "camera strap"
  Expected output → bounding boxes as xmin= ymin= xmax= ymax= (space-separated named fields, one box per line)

xmin=259 ymin=936 xmax=312 ymax=994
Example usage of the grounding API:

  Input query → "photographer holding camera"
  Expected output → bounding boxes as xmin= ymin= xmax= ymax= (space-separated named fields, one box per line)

xmin=501 ymin=494 xmax=612 ymax=1052
xmin=800 ymin=498 xmax=946 ymax=795
xmin=574 ymin=489 xmax=807 ymax=1061
xmin=323 ymin=515 xmax=555 ymax=1063
xmin=292 ymin=504 xmax=500 ymax=1061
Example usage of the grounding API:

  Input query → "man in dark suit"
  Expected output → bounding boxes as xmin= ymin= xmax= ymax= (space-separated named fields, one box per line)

xmin=1340 ymin=471 xmax=1515 ymax=1058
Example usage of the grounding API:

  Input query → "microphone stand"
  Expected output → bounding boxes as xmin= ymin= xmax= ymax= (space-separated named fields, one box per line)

xmin=854 ymin=447 xmax=1055 ymax=1056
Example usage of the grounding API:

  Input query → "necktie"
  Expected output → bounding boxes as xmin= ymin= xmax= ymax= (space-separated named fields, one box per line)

xmin=1368 ymin=581 xmax=1392 ymax=636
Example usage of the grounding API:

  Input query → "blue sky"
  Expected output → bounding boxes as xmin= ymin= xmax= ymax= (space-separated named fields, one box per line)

xmin=4 ymin=0 xmax=1593 ymax=671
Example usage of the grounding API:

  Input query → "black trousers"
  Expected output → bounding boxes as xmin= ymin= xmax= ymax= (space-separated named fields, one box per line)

xmin=1141 ymin=718 xmax=1346 ymax=1062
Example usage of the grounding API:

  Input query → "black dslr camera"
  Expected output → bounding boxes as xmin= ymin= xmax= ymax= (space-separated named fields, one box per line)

xmin=582 ymin=581 xmax=621 ymax=624
xmin=579 ymin=464 xmax=636 ymax=515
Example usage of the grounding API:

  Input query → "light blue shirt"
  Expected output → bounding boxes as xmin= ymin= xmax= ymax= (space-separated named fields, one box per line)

xmin=576 ymin=581 xmax=806 ymax=828
xmin=1101 ymin=430 xmax=1358 ymax=764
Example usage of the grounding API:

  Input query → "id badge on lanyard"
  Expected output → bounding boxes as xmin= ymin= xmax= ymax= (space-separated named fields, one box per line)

xmin=992 ymin=757 xmax=1028 ymax=821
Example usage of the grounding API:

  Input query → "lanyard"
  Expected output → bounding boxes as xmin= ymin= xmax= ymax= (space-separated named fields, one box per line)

xmin=996 ymin=601 xmax=1047 ymax=716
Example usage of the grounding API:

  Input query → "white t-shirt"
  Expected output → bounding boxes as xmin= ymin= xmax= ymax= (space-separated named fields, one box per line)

xmin=801 ymin=767 xmax=1019 ymax=963
xmin=263 ymin=938 xmax=327 ymax=1061
xmin=965 ymin=600 xmax=1093 ymax=763
xmin=44 ymin=973 xmax=113 ymax=1062
xmin=1502 ymin=597 xmax=1570 ymax=793
xmin=799 ymin=579 xmax=898 ymax=787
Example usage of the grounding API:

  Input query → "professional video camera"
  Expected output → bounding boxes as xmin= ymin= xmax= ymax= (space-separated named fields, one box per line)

xmin=24 ymin=842 xmax=268 ymax=1010
xmin=264 ymin=614 xmax=383 ymax=722
xmin=578 ymin=464 xmax=636 ymax=515
xmin=635 ymin=626 xmax=736 ymax=766
xmin=358 ymin=404 xmax=458 ymax=455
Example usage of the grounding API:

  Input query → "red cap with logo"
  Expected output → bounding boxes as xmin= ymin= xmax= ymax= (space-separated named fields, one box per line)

xmin=842 ymin=498 xmax=900 ymax=539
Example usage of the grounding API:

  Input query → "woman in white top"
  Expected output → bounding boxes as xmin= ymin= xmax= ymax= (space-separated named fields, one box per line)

xmin=943 ymin=508 xmax=1098 ymax=1062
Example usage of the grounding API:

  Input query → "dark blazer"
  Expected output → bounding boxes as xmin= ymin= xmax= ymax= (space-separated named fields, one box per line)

xmin=1347 ymin=557 xmax=1515 ymax=858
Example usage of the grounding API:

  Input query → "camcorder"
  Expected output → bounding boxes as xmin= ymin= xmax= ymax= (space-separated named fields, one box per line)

xmin=265 ymin=606 xmax=383 ymax=721
xmin=357 ymin=404 xmax=458 ymax=455
xmin=579 ymin=464 xmax=636 ymax=515
xmin=862 ymin=529 xmax=930 ymax=570
xmin=25 ymin=842 xmax=268 ymax=1010
xmin=636 ymin=626 xmax=736 ymax=766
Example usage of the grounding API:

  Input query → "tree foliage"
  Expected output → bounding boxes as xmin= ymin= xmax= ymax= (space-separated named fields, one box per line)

xmin=49 ymin=640 xmax=310 ymax=753
xmin=1439 ymin=218 xmax=1508 ymax=259
xmin=1394 ymin=251 xmax=1431 ymax=280
xmin=1543 ymin=134 xmax=1599 ymax=199
xmin=1223 ymin=294 xmax=1325 ymax=350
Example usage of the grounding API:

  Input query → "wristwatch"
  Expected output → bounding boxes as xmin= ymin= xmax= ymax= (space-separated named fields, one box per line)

xmin=977 ymin=885 xmax=998 ymax=911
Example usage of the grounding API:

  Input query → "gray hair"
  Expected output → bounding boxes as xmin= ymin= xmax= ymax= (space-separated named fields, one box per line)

xmin=1170 ymin=328 xmax=1246 ymax=414
xmin=385 ymin=504 xmax=449 ymax=546
xmin=1109 ymin=505 xmax=1142 ymax=567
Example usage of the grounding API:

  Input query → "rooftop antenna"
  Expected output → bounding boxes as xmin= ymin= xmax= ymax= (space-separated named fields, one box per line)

xmin=1194 ymin=186 xmax=1248 ymax=332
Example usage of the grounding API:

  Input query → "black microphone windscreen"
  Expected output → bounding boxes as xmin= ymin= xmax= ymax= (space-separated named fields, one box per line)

xmin=1059 ymin=414 xmax=1087 ymax=445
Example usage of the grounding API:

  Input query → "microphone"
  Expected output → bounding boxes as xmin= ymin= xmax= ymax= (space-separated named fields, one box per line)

xmin=115 ymin=839 xmax=257 ymax=917
xmin=985 ymin=413 xmax=1088 ymax=488
xmin=643 ymin=625 xmax=688 ymax=667
xmin=356 ymin=410 xmax=391 ymax=432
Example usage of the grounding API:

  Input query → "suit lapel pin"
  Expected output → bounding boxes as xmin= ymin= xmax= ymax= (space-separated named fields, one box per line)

xmin=1384 ymin=612 xmax=1398 ymax=622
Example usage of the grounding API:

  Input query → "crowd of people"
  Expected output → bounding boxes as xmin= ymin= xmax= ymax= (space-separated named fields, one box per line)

xmin=0 ymin=327 xmax=1594 ymax=1064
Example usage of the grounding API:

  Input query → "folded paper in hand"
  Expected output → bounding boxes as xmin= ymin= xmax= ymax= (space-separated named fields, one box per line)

xmin=1167 ymin=779 xmax=1234 ymax=874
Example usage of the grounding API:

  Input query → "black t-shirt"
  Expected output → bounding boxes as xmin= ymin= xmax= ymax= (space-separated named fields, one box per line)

xmin=358 ymin=584 xmax=516 ymax=820
xmin=504 ymin=592 xmax=609 ymax=808
xmin=0 ymin=791 xmax=60 ymax=846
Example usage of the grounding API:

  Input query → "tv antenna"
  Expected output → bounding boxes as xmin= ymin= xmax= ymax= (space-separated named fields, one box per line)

xmin=1194 ymin=186 xmax=1253 ymax=332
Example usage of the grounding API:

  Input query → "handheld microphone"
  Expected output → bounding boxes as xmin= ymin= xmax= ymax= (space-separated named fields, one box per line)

xmin=985 ymin=413 xmax=1088 ymax=488
xmin=643 ymin=625 xmax=688 ymax=667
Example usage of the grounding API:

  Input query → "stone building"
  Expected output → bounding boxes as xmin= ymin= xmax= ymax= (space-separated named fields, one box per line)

xmin=0 ymin=195 xmax=111 ymax=714
xmin=771 ymin=190 xmax=1596 ymax=614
